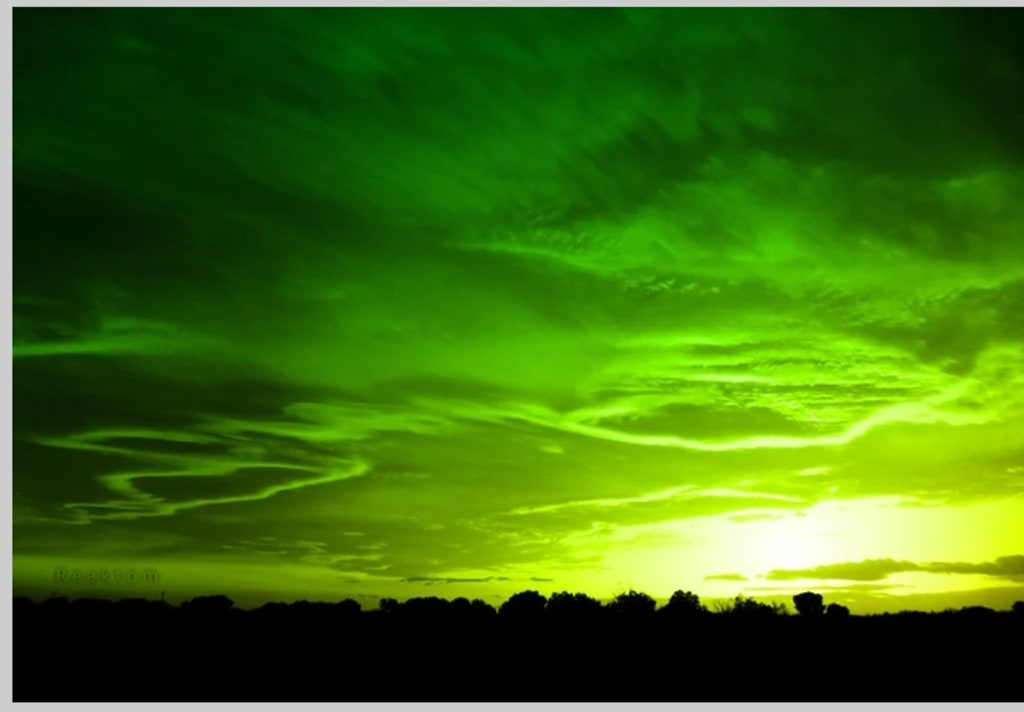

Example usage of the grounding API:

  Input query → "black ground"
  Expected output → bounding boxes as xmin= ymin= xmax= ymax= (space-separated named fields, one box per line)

xmin=13 ymin=597 xmax=1023 ymax=702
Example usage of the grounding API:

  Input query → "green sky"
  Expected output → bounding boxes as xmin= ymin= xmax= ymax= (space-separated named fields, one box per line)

xmin=12 ymin=7 xmax=1024 ymax=612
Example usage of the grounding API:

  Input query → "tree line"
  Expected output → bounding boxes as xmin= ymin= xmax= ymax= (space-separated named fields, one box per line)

xmin=16 ymin=587 xmax=1024 ymax=624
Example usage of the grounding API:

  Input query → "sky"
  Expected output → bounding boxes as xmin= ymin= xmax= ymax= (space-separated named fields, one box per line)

xmin=11 ymin=7 xmax=1024 ymax=613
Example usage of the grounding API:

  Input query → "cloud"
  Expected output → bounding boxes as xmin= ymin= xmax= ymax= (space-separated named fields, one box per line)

xmin=705 ymin=573 xmax=748 ymax=582
xmin=13 ymin=316 xmax=212 ymax=359
xmin=766 ymin=555 xmax=1024 ymax=582
xmin=924 ymin=555 xmax=1024 ymax=580
xmin=63 ymin=461 xmax=372 ymax=522
xmin=746 ymin=583 xmax=897 ymax=593
xmin=32 ymin=425 xmax=374 ymax=522
xmin=200 ymin=401 xmax=456 ymax=444
xmin=401 ymin=575 xmax=553 ymax=585
xmin=403 ymin=576 xmax=508 ymax=585
xmin=766 ymin=559 xmax=920 ymax=582
xmin=508 ymin=485 xmax=805 ymax=517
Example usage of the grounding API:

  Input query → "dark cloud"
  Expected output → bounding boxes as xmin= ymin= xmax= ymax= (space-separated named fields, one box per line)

xmin=402 ymin=575 xmax=555 ymax=585
xmin=403 ymin=576 xmax=504 ymax=585
xmin=766 ymin=556 xmax=1024 ymax=582
xmin=925 ymin=555 xmax=1024 ymax=580
xmin=766 ymin=559 xmax=919 ymax=582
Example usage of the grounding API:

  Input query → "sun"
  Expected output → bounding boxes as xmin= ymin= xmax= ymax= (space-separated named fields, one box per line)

xmin=753 ymin=515 xmax=835 ymax=570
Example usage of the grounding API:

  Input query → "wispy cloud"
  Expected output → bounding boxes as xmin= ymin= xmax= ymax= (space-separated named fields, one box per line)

xmin=402 ymin=575 xmax=553 ymax=585
xmin=62 ymin=460 xmax=371 ymax=522
xmin=705 ymin=573 xmax=748 ymax=582
xmin=508 ymin=485 xmax=804 ymax=517
xmin=766 ymin=555 xmax=1024 ymax=582
xmin=403 ymin=576 xmax=509 ymax=584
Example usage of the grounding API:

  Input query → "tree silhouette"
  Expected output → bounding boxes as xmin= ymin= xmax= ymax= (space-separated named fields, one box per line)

xmin=401 ymin=596 xmax=451 ymax=623
xmin=450 ymin=596 xmax=473 ymax=620
xmin=181 ymin=595 xmax=234 ymax=614
xmin=499 ymin=590 xmax=547 ymax=622
xmin=793 ymin=591 xmax=825 ymax=617
xmin=334 ymin=598 xmax=362 ymax=621
xmin=546 ymin=591 xmax=603 ymax=623
xmin=957 ymin=605 xmax=996 ymax=621
xmin=660 ymin=589 xmax=708 ymax=621
xmin=825 ymin=602 xmax=851 ymax=618
xmin=12 ymin=587 xmax=1024 ymax=702
xmin=469 ymin=598 xmax=498 ymax=622
xmin=729 ymin=595 xmax=786 ymax=620
xmin=606 ymin=590 xmax=657 ymax=619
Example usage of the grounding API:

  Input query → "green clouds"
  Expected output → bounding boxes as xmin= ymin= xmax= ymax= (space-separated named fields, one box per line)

xmin=765 ymin=556 xmax=1024 ymax=582
xmin=13 ymin=8 xmax=1024 ymax=608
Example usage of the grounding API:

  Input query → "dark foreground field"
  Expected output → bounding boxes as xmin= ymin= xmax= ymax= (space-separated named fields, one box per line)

xmin=13 ymin=597 xmax=1023 ymax=702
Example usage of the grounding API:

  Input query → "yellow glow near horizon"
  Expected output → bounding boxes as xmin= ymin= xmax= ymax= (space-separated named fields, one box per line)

xmin=542 ymin=495 xmax=1024 ymax=603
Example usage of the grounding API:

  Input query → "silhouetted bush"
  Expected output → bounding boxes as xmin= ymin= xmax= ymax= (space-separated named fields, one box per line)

xmin=467 ymin=597 xmax=498 ymax=622
xmin=606 ymin=590 xmax=657 ymax=620
xmin=1012 ymin=600 xmax=1024 ymax=616
xmin=793 ymin=591 xmax=825 ymax=617
xmin=727 ymin=595 xmax=787 ymax=620
xmin=498 ymin=590 xmax=546 ymax=623
xmin=336 ymin=598 xmax=362 ymax=617
xmin=181 ymin=594 xmax=234 ymax=614
xmin=398 ymin=596 xmax=452 ymax=623
xmin=955 ymin=605 xmax=997 ymax=621
xmin=545 ymin=591 xmax=603 ymax=623
xmin=660 ymin=589 xmax=708 ymax=621
xmin=825 ymin=602 xmax=850 ymax=618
